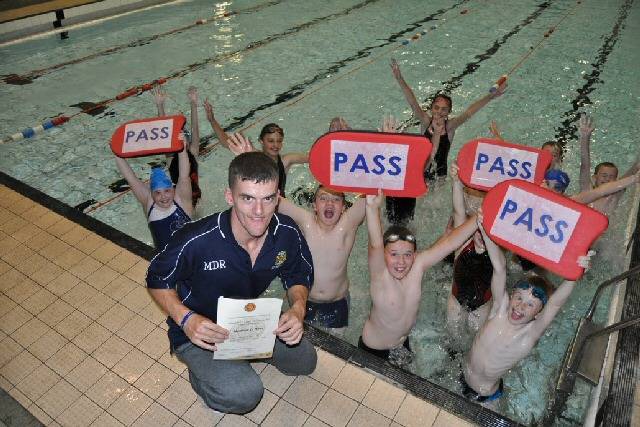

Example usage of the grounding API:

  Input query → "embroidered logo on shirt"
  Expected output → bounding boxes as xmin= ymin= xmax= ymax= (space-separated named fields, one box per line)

xmin=273 ymin=251 xmax=287 ymax=269
xmin=245 ymin=303 xmax=256 ymax=312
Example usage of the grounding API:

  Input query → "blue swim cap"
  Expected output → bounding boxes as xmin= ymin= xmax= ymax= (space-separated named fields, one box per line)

xmin=150 ymin=167 xmax=173 ymax=192
xmin=544 ymin=169 xmax=570 ymax=193
xmin=514 ymin=281 xmax=548 ymax=306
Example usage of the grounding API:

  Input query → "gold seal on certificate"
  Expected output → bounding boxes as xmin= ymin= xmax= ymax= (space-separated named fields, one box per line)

xmin=214 ymin=297 xmax=283 ymax=360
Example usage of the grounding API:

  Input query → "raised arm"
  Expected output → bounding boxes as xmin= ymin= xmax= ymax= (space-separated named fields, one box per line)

xmin=115 ymin=157 xmax=151 ymax=207
xmin=390 ymin=58 xmax=431 ymax=128
xmin=450 ymin=162 xmax=466 ymax=227
xmin=448 ymin=81 xmax=507 ymax=131
xmin=277 ymin=196 xmax=313 ymax=226
xmin=282 ymin=152 xmax=309 ymax=170
xmin=415 ymin=214 xmax=478 ymax=271
xmin=489 ymin=120 xmax=505 ymax=141
xmin=203 ymin=98 xmax=231 ymax=149
xmin=621 ymin=155 xmax=640 ymax=179
xmin=187 ymin=87 xmax=200 ymax=157
xmin=366 ymin=190 xmax=387 ymax=278
xmin=572 ymin=171 xmax=640 ymax=204
xmin=152 ymin=86 xmax=167 ymax=116
xmin=478 ymin=214 xmax=507 ymax=309
xmin=174 ymin=142 xmax=193 ymax=216
xmin=341 ymin=196 xmax=366 ymax=229
xmin=578 ymin=114 xmax=595 ymax=192
xmin=532 ymin=252 xmax=593 ymax=336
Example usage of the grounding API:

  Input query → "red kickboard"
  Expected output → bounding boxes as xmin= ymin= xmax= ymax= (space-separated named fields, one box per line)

xmin=111 ymin=115 xmax=186 ymax=158
xmin=482 ymin=180 xmax=608 ymax=280
xmin=309 ymin=131 xmax=431 ymax=197
xmin=457 ymin=138 xmax=552 ymax=191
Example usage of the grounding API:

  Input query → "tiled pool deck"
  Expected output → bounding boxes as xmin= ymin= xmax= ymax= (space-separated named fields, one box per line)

xmin=0 ymin=184 xmax=486 ymax=427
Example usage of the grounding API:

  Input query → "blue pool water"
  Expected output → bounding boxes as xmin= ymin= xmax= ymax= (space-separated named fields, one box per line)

xmin=1 ymin=0 xmax=639 ymax=424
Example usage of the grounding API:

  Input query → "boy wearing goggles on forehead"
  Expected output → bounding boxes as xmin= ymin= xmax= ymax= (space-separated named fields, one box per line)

xmin=360 ymin=190 xmax=480 ymax=368
xmin=462 ymin=220 xmax=594 ymax=403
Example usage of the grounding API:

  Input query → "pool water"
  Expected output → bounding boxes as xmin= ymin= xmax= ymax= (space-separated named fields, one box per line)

xmin=1 ymin=0 xmax=639 ymax=424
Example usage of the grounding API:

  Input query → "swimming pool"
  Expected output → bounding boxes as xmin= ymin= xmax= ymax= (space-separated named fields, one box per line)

xmin=1 ymin=0 xmax=639 ymax=424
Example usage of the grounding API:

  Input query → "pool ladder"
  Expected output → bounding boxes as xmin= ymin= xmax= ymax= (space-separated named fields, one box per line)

xmin=541 ymin=264 xmax=640 ymax=426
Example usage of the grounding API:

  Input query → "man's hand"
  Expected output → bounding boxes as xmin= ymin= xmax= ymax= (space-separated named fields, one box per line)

xmin=578 ymin=250 xmax=596 ymax=272
xmin=182 ymin=313 xmax=229 ymax=351
xmin=275 ymin=308 xmax=304 ymax=345
xmin=450 ymin=161 xmax=462 ymax=186
xmin=491 ymin=80 xmax=508 ymax=98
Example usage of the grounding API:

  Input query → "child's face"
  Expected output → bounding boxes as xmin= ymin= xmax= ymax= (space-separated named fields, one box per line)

xmin=260 ymin=132 xmax=283 ymax=157
xmin=313 ymin=189 xmax=345 ymax=226
xmin=594 ymin=166 xmax=618 ymax=187
xmin=384 ymin=241 xmax=416 ymax=280
xmin=152 ymin=188 xmax=175 ymax=209
xmin=430 ymin=97 xmax=451 ymax=122
xmin=508 ymin=289 xmax=543 ymax=325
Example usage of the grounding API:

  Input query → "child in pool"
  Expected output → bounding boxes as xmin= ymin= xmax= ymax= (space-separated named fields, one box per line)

xmin=114 ymin=142 xmax=192 ymax=249
xmin=360 ymin=189 xmax=480 ymax=368
xmin=462 ymin=221 xmax=593 ymax=402
xmin=204 ymin=100 xmax=308 ymax=196
xmin=447 ymin=162 xmax=493 ymax=339
xmin=391 ymin=58 xmax=507 ymax=180
xmin=578 ymin=114 xmax=640 ymax=216
xmin=152 ymin=86 xmax=202 ymax=208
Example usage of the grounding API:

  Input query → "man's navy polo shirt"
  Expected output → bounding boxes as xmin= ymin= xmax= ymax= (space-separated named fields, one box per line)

xmin=146 ymin=208 xmax=314 ymax=348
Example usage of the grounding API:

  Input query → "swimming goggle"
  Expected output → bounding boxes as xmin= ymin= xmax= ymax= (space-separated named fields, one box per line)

xmin=384 ymin=233 xmax=416 ymax=245
xmin=514 ymin=281 xmax=548 ymax=306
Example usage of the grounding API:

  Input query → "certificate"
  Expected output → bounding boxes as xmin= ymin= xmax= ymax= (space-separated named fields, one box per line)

xmin=213 ymin=297 xmax=283 ymax=360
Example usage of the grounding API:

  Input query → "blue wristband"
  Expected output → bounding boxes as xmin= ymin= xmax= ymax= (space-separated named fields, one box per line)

xmin=180 ymin=310 xmax=195 ymax=329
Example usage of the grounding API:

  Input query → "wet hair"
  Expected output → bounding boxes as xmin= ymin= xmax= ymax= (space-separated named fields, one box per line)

xmin=228 ymin=152 xmax=279 ymax=188
xmin=383 ymin=225 xmax=417 ymax=250
xmin=512 ymin=275 xmax=553 ymax=307
xmin=259 ymin=123 xmax=284 ymax=140
xmin=430 ymin=93 xmax=453 ymax=110
xmin=313 ymin=185 xmax=345 ymax=202
xmin=541 ymin=141 xmax=564 ymax=162
xmin=594 ymin=161 xmax=618 ymax=175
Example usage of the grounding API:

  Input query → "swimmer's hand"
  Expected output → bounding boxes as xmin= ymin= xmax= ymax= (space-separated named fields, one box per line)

xmin=203 ymin=98 xmax=215 ymax=120
xmin=329 ymin=117 xmax=350 ymax=132
xmin=390 ymin=58 xmax=403 ymax=81
xmin=450 ymin=161 xmax=462 ymax=185
xmin=577 ymin=250 xmax=596 ymax=272
xmin=152 ymin=86 xmax=167 ymax=106
xmin=187 ymin=86 xmax=198 ymax=104
xmin=379 ymin=115 xmax=399 ymax=133
xmin=227 ymin=132 xmax=255 ymax=155
xmin=275 ymin=309 xmax=304 ymax=345
xmin=183 ymin=313 xmax=230 ymax=351
xmin=578 ymin=114 xmax=594 ymax=140
xmin=476 ymin=207 xmax=484 ymax=229
xmin=366 ymin=188 xmax=384 ymax=209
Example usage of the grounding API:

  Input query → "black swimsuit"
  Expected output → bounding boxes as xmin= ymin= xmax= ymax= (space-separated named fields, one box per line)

xmin=423 ymin=122 xmax=451 ymax=181
xmin=277 ymin=154 xmax=287 ymax=197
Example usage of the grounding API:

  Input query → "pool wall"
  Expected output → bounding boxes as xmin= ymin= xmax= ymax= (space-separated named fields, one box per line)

xmin=0 ymin=0 xmax=176 ymax=42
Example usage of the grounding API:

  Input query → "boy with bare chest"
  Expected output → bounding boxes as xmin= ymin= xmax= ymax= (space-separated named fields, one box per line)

xmin=463 ymin=222 xmax=592 ymax=401
xmin=360 ymin=190 xmax=479 ymax=367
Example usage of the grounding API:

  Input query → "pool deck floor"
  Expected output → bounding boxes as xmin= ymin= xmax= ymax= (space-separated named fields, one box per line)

xmin=0 ymin=183 xmax=487 ymax=427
